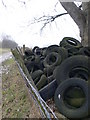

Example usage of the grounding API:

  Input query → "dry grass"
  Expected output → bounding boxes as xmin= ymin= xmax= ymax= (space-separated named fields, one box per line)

xmin=0 ymin=48 xmax=10 ymax=55
xmin=2 ymin=58 xmax=41 ymax=118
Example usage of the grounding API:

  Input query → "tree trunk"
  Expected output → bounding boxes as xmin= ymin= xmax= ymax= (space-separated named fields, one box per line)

xmin=81 ymin=2 xmax=90 ymax=46
xmin=60 ymin=2 xmax=90 ymax=47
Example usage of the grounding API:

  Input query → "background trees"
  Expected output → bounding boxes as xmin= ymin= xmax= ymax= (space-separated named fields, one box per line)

xmin=0 ymin=34 xmax=18 ymax=48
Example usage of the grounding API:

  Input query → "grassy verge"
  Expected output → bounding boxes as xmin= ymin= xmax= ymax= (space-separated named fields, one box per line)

xmin=0 ymin=48 xmax=10 ymax=55
xmin=2 ymin=58 xmax=41 ymax=118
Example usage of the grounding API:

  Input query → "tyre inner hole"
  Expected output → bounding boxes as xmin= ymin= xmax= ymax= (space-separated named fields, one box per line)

xmin=49 ymin=55 xmax=56 ymax=64
xmin=64 ymin=86 xmax=86 ymax=109
xmin=67 ymin=39 xmax=77 ymax=46
xmin=69 ymin=67 xmax=88 ymax=80
xmin=36 ymin=51 xmax=41 ymax=55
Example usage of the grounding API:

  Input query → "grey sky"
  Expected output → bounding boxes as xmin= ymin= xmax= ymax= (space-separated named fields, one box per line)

xmin=0 ymin=0 xmax=81 ymax=48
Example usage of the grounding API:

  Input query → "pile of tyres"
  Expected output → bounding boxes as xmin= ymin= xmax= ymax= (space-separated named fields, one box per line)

xmin=23 ymin=37 xmax=90 ymax=119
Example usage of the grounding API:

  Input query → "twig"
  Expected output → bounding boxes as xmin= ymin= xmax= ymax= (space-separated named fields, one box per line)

xmin=18 ymin=0 xmax=26 ymax=5
xmin=2 ymin=0 xmax=7 ymax=7
xmin=30 ymin=12 xmax=68 ymax=32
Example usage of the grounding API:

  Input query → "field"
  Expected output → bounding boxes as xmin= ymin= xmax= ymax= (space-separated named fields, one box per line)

xmin=2 ymin=58 xmax=41 ymax=118
xmin=0 ymin=48 xmax=10 ymax=55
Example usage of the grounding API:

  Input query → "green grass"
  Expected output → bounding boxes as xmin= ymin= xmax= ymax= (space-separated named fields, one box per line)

xmin=2 ymin=58 xmax=14 ymax=66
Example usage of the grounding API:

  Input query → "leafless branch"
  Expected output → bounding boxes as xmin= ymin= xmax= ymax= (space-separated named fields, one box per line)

xmin=55 ymin=2 xmax=59 ymax=8
xmin=2 ymin=0 xmax=26 ymax=7
xmin=31 ymin=13 xmax=68 ymax=32
xmin=18 ymin=0 xmax=26 ymax=4
xmin=2 ymin=0 xmax=7 ymax=7
xmin=54 ymin=2 xmax=59 ymax=12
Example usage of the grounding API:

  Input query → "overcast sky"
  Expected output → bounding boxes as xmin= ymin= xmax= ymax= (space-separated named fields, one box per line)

xmin=0 ymin=0 xmax=81 ymax=48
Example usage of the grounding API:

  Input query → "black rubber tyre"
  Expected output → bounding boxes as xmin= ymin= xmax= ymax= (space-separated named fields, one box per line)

xmin=35 ymin=48 xmax=42 ymax=55
xmin=60 ymin=37 xmax=82 ymax=56
xmin=32 ymin=46 xmax=39 ymax=53
xmin=79 ymin=47 xmax=90 ymax=57
xmin=44 ymin=45 xmax=59 ymax=56
xmin=68 ymin=67 xmax=88 ymax=80
xmin=48 ymin=75 xmax=55 ymax=83
xmin=35 ymin=56 xmax=41 ymax=63
xmin=55 ymin=55 xmax=89 ymax=85
xmin=36 ymin=74 xmax=48 ymax=90
xmin=25 ymin=61 xmax=33 ymax=73
xmin=24 ymin=49 xmax=34 ymax=57
xmin=58 ymin=47 xmax=68 ymax=61
xmin=34 ymin=56 xmax=44 ymax=70
xmin=41 ymin=47 xmax=47 ymax=56
xmin=65 ymin=97 xmax=86 ymax=108
xmin=64 ymin=86 xmax=85 ymax=108
xmin=33 ymin=77 xmax=41 ymax=85
xmin=60 ymin=37 xmax=82 ymax=49
xmin=43 ymin=52 xmax=62 ymax=68
xmin=65 ymin=86 xmax=85 ymax=99
xmin=31 ymin=70 xmax=43 ymax=80
xmin=45 ymin=45 xmax=68 ymax=60
xmin=25 ymin=61 xmax=41 ymax=73
xmin=44 ymin=66 xmax=55 ymax=77
xmin=54 ymin=78 xmax=88 ymax=119
xmin=24 ymin=55 xmax=35 ymax=63
xmin=39 ymin=79 xmax=57 ymax=101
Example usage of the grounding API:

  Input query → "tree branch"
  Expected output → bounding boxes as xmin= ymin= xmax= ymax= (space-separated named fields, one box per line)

xmin=60 ymin=2 xmax=86 ymax=34
xmin=18 ymin=0 xmax=26 ymax=5
xmin=2 ymin=0 xmax=7 ymax=7
xmin=2 ymin=0 xmax=26 ymax=8
xmin=31 ymin=13 xmax=68 ymax=31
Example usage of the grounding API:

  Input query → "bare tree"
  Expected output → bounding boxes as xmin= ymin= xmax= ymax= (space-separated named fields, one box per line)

xmin=31 ymin=13 xmax=68 ymax=31
xmin=60 ymin=2 xmax=90 ymax=46
xmin=27 ymin=1 xmax=90 ymax=46
xmin=32 ymin=1 xmax=90 ymax=46
xmin=1 ymin=0 xmax=90 ymax=46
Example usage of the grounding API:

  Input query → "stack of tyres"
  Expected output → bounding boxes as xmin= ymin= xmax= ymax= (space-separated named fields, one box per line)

xmin=54 ymin=55 xmax=89 ymax=119
xmin=23 ymin=37 xmax=90 ymax=119
xmin=24 ymin=44 xmax=68 ymax=100
xmin=55 ymin=37 xmax=90 ymax=119
xmin=59 ymin=37 xmax=83 ymax=56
